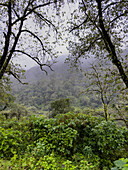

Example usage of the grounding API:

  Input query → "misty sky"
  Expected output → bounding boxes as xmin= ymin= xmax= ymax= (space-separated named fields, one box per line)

xmin=12 ymin=2 xmax=79 ymax=70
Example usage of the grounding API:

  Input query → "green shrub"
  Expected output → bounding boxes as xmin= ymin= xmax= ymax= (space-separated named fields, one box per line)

xmin=89 ymin=121 xmax=127 ymax=169
xmin=0 ymin=127 xmax=23 ymax=159
xmin=0 ymin=112 xmax=127 ymax=170
xmin=54 ymin=113 xmax=128 ymax=169
xmin=0 ymin=154 xmax=99 ymax=170
xmin=33 ymin=123 xmax=77 ymax=157
xmin=0 ymin=117 xmax=35 ymax=159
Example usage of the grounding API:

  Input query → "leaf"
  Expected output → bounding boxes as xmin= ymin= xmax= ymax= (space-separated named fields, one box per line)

xmin=114 ymin=160 xmax=126 ymax=168
xmin=111 ymin=168 xmax=118 ymax=170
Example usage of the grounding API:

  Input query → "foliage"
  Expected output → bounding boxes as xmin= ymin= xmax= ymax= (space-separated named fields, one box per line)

xmin=111 ymin=94 xmax=128 ymax=128
xmin=91 ymin=121 xmax=127 ymax=169
xmin=12 ymin=67 xmax=102 ymax=111
xmin=0 ymin=113 xmax=127 ymax=169
xmin=12 ymin=62 xmax=128 ymax=125
xmin=83 ymin=60 xmax=126 ymax=121
xmin=67 ymin=0 xmax=128 ymax=87
xmin=0 ymin=0 xmax=60 ymax=80
xmin=0 ymin=153 xmax=99 ymax=170
xmin=55 ymin=113 xmax=128 ymax=169
xmin=0 ymin=117 xmax=34 ymax=159
xmin=0 ymin=75 xmax=14 ymax=111
xmin=111 ymin=158 xmax=128 ymax=170
xmin=0 ymin=103 xmax=28 ymax=120
xmin=50 ymin=98 xmax=72 ymax=117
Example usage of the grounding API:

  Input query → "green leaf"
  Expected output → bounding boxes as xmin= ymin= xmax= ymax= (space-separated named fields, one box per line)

xmin=114 ymin=160 xmax=126 ymax=168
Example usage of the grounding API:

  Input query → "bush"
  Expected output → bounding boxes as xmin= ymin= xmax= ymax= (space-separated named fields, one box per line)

xmin=0 ymin=116 xmax=36 ymax=159
xmin=0 ymin=112 xmax=127 ymax=169
xmin=0 ymin=153 xmax=99 ymax=170
xmin=54 ymin=113 xmax=128 ymax=168
xmin=90 ymin=121 xmax=127 ymax=169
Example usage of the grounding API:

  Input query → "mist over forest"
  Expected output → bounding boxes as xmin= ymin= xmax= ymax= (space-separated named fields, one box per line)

xmin=12 ymin=57 xmax=102 ymax=111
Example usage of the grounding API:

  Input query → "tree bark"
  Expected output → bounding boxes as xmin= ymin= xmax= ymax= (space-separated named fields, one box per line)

xmin=96 ymin=0 xmax=128 ymax=88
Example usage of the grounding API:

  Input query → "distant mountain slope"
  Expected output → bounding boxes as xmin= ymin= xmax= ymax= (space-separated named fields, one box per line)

xmin=25 ymin=60 xmax=71 ymax=83
xmin=12 ymin=59 xmax=101 ymax=110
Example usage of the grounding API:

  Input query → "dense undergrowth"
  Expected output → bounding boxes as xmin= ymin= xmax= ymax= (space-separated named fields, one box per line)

xmin=0 ymin=112 xmax=128 ymax=169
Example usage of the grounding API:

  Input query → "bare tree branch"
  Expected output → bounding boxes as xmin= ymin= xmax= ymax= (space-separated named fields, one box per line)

xmin=102 ymin=1 xmax=128 ymax=12
xmin=69 ymin=17 xmax=88 ymax=33
xmin=0 ymin=3 xmax=8 ymax=7
xmin=14 ymin=50 xmax=54 ymax=74
xmin=86 ymin=89 xmax=101 ymax=93
xmin=74 ymin=36 xmax=102 ymax=63
xmin=12 ymin=8 xmax=20 ymax=19
xmin=110 ymin=10 xmax=128 ymax=24
xmin=33 ymin=10 xmax=57 ymax=33
xmin=91 ymin=1 xmax=128 ymax=26
xmin=21 ymin=29 xmax=46 ymax=53
xmin=12 ymin=1 xmax=58 ymax=25
xmin=0 ymin=0 xmax=58 ymax=81
xmin=6 ymin=70 xmax=28 ymax=85
xmin=11 ymin=32 xmax=16 ymax=38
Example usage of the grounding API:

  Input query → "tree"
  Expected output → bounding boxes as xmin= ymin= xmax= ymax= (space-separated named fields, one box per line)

xmin=50 ymin=98 xmax=72 ymax=117
xmin=67 ymin=0 xmax=128 ymax=88
xmin=0 ymin=0 xmax=60 ymax=81
xmin=84 ymin=60 xmax=124 ymax=121
xmin=0 ymin=103 xmax=28 ymax=120
xmin=0 ymin=75 xmax=14 ymax=111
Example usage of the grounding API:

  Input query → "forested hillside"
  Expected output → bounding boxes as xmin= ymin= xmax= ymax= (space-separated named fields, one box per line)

xmin=12 ymin=59 xmax=101 ymax=111
xmin=11 ymin=57 xmax=128 ymax=124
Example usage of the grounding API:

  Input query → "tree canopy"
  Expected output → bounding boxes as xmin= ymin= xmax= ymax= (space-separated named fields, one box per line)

xmin=67 ymin=0 xmax=128 ymax=88
xmin=0 ymin=0 xmax=128 ymax=87
xmin=0 ymin=0 xmax=61 ymax=81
